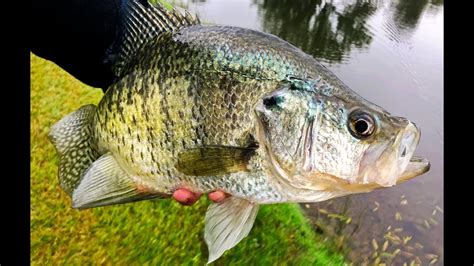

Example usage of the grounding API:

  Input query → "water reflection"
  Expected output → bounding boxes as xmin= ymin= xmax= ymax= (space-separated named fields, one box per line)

xmin=393 ymin=0 xmax=442 ymax=29
xmin=253 ymin=0 xmax=376 ymax=63
xmin=385 ymin=0 xmax=443 ymax=42
xmin=393 ymin=0 xmax=429 ymax=30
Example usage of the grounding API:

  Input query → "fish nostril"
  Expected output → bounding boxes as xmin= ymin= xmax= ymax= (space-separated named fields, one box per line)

xmin=263 ymin=97 xmax=277 ymax=107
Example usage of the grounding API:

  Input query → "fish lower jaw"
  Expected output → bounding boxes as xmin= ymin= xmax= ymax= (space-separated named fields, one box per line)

xmin=351 ymin=156 xmax=430 ymax=190
xmin=399 ymin=157 xmax=430 ymax=182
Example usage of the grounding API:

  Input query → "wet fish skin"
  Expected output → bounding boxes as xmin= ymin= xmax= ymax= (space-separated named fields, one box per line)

xmin=94 ymin=24 xmax=357 ymax=202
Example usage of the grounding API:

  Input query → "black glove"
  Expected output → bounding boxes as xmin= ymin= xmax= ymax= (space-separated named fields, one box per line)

xmin=31 ymin=0 xmax=121 ymax=91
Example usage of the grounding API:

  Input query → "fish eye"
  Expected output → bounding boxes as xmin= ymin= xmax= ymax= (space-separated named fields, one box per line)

xmin=348 ymin=111 xmax=376 ymax=139
xmin=263 ymin=95 xmax=284 ymax=109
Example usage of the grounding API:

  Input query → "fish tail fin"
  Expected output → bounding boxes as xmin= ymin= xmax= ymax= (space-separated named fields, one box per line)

xmin=48 ymin=104 xmax=100 ymax=196
xmin=105 ymin=0 xmax=200 ymax=77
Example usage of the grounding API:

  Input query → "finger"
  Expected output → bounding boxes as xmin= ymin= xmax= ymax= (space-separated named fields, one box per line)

xmin=173 ymin=189 xmax=202 ymax=205
xmin=208 ymin=190 xmax=228 ymax=203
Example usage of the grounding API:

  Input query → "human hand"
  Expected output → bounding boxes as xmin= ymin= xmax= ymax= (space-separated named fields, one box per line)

xmin=172 ymin=188 xmax=228 ymax=205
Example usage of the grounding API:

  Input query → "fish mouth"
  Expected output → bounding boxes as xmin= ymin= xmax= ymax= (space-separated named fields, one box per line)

xmin=355 ymin=121 xmax=430 ymax=188
xmin=398 ymin=156 xmax=430 ymax=182
xmin=392 ymin=122 xmax=430 ymax=184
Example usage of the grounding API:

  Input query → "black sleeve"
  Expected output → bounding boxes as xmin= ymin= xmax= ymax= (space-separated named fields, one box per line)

xmin=31 ymin=0 xmax=121 ymax=91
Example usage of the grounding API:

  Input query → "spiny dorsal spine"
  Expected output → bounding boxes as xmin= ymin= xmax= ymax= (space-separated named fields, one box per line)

xmin=106 ymin=0 xmax=200 ymax=77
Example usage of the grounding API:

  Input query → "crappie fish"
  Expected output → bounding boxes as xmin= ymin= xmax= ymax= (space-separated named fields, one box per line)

xmin=48 ymin=0 xmax=430 ymax=263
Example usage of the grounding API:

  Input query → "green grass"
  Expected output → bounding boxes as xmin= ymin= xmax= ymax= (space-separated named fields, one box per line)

xmin=30 ymin=53 xmax=346 ymax=265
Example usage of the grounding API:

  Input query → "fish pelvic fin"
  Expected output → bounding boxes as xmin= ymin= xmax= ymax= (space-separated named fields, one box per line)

xmin=105 ymin=0 xmax=200 ymax=77
xmin=48 ymin=105 xmax=100 ymax=196
xmin=204 ymin=197 xmax=259 ymax=264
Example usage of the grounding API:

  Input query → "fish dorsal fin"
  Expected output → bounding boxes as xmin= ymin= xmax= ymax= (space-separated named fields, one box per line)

xmin=105 ymin=0 xmax=200 ymax=77
xmin=205 ymin=197 xmax=259 ymax=264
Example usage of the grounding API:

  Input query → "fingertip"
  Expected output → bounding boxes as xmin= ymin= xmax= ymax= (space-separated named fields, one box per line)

xmin=173 ymin=189 xmax=200 ymax=205
xmin=208 ymin=191 xmax=227 ymax=203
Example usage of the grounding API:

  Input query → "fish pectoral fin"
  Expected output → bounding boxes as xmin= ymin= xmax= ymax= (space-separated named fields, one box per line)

xmin=72 ymin=153 xmax=162 ymax=209
xmin=175 ymin=146 xmax=257 ymax=176
xmin=205 ymin=197 xmax=259 ymax=264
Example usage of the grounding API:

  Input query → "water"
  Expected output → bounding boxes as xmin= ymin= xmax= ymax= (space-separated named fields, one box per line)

xmin=173 ymin=0 xmax=443 ymax=264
